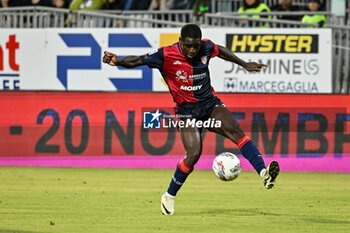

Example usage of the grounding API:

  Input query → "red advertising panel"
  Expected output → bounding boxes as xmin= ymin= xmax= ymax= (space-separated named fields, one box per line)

xmin=1 ymin=91 xmax=350 ymax=158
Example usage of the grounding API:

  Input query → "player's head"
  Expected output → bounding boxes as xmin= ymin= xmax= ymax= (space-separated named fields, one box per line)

xmin=180 ymin=24 xmax=202 ymax=40
xmin=179 ymin=24 xmax=202 ymax=59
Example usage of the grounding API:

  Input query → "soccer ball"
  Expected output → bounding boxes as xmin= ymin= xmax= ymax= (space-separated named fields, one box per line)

xmin=212 ymin=152 xmax=241 ymax=181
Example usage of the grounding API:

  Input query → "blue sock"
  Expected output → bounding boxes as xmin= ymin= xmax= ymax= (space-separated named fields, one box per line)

xmin=167 ymin=159 xmax=192 ymax=196
xmin=238 ymin=136 xmax=266 ymax=174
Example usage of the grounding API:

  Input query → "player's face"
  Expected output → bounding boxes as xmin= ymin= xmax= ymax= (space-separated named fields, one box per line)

xmin=180 ymin=37 xmax=201 ymax=59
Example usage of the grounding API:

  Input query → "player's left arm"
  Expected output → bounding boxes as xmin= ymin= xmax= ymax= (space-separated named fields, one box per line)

xmin=217 ymin=45 xmax=267 ymax=72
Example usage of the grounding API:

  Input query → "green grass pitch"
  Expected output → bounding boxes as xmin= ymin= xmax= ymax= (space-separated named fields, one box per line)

xmin=0 ymin=167 xmax=349 ymax=233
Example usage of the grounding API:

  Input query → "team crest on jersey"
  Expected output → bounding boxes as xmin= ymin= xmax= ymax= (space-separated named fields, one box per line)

xmin=173 ymin=60 xmax=182 ymax=65
xmin=176 ymin=70 xmax=188 ymax=83
xmin=201 ymin=56 xmax=208 ymax=64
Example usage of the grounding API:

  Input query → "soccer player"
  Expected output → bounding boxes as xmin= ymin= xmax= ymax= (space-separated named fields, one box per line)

xmin=102 ymin=24 xmax=280 ymax=215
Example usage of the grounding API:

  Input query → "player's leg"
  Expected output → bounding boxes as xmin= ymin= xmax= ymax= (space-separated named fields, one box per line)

xmin=166 ymin=126 xmax=202 ymax=196
xmin=208 ymin=106 xmax=266 ymax=173
xmin=208 ymin=106 xmax=279 ymax=189
xmin=161 ymin=126 xmax=202 ymax=215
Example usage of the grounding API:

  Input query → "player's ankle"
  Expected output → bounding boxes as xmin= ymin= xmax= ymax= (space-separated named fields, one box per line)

xmin=259 ymin=168 xmax=267 ymax=178
xmin=165 ymin=192 xmax=175 ymax=198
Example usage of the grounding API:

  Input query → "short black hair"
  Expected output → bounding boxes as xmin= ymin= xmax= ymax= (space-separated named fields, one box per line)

xmin=180 ymin=24 xmax=202 ymax=40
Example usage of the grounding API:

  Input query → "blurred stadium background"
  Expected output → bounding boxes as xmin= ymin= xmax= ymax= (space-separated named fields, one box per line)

xmin=0 ymin=0 xmax=350 ymax=232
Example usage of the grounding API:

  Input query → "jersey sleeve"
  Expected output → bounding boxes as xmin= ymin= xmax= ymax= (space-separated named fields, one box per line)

xmin=140 ymin=48 xmax=164 ymax=70
xmin=208 ymin=40 xmax=219 ymax=58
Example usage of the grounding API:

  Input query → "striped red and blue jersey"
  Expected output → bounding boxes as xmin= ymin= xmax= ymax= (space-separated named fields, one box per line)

xmin=141 ymin=39 xmax=219 ymax=105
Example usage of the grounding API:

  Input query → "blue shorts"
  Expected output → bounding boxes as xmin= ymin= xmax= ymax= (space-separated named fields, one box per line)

xmin=175 ymin=96 xmax=224 ymax=121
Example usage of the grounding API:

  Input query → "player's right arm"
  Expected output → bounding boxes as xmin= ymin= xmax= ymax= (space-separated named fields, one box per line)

xmin=102 ymin=49 xmax=164 ymax=69
xmin=102 ymin=51 xmax=143 ymax=68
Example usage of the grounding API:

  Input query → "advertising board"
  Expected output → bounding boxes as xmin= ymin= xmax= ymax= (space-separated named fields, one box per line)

xmin=0 ymin=28 xmax=332 ymax=93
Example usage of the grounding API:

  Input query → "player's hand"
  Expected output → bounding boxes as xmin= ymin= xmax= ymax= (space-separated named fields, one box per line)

xmin=244 ymin=62 xmax=267 ymax=72
xmin=102 ymin=51 xmax=118 ymax=66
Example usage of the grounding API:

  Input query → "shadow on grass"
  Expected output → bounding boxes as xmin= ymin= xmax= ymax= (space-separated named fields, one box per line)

xmin=0 ymin=229 xmax=42 ymax=233
xmin=200 ymin=208 xmax=282 ymax=216
xmin=303 ymin=217 xmax=350 ymax=224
